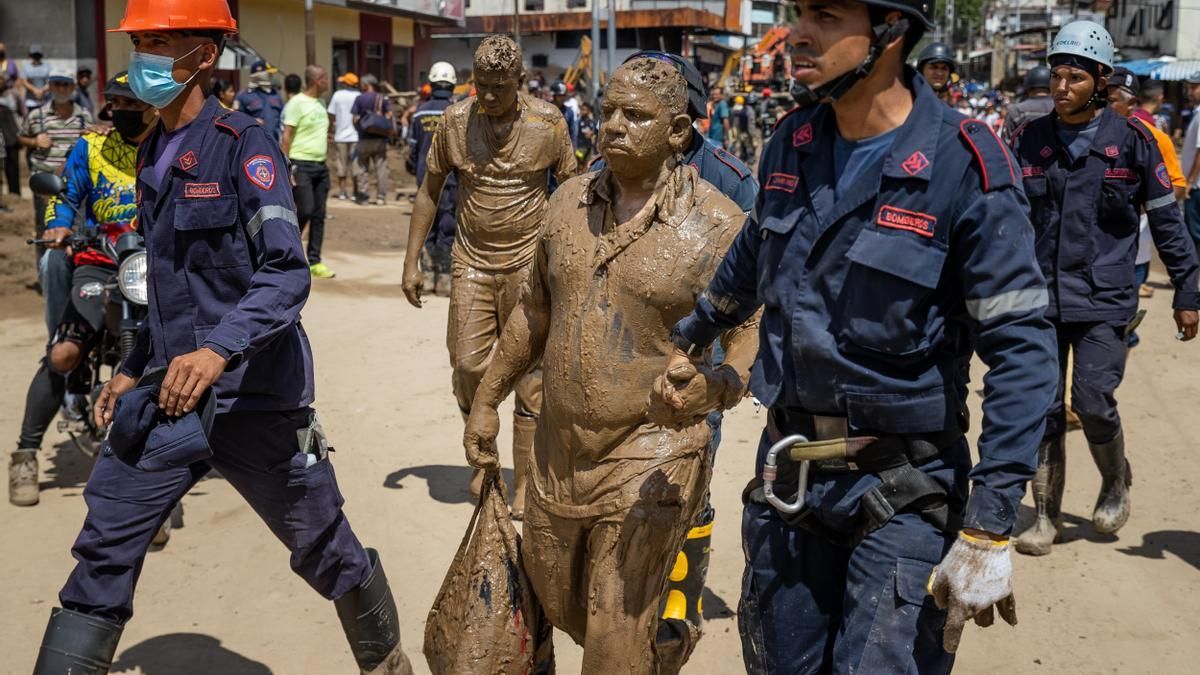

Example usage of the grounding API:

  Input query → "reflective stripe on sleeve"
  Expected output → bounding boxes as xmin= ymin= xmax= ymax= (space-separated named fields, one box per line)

xmin=965 ymin=288 xmax=1049 ymax=321
xmin=1145 ymin=193 xmax=1177 ymax=212
xmin=245 ymin=205 xmax=299 ymax=240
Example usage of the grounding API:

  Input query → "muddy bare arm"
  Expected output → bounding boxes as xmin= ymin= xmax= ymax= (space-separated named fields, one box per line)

xmin=401 ymin=170 xmax=447 ymax=307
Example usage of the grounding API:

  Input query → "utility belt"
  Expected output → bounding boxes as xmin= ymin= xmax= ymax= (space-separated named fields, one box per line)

xmin=746 ymin=407 xmax=965 ymax=548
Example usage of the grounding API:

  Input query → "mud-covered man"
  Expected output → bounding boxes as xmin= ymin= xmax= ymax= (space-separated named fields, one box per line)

xmin=402 ymin=35 xmax=576 ymax=516
xmin=463 ymin=58 xmax=758 ymax=673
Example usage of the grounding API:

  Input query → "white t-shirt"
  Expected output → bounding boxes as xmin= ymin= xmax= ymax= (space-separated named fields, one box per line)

xmin=327 ymin=88 xmax=360 ymax=144
xmin=1182 ymin=114 xmax=1200 ymax=189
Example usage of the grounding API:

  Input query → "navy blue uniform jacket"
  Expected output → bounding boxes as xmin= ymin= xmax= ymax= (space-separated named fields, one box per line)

xmin=674 ymin=72 xmax=1059 ymax=535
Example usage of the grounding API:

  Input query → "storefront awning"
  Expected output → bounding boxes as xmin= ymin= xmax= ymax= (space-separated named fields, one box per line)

xmin=1115 ymin=58 xmax=1200 ymax=82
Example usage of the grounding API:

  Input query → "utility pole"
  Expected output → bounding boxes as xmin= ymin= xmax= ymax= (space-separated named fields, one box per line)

xmin=514 ymin=0 xmax=521 ymax=48
xmin=304 ymin=0 xmax=316 ymax=66
xmin=591 ymin=0 xmax=601 ymax=101
xmin=606 ymin=0 xmax=617 ymax=84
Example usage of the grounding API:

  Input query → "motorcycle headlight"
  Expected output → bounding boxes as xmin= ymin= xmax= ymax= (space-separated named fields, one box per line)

xmin=117 ymin=251 xmax=148 ymax=305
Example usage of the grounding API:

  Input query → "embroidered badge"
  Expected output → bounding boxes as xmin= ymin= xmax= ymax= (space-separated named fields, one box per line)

xmin=877 ymin=205 xmax=936 ymax=238
xmin=1104 ymin=168 xmax=1136 ymax=181
xmin=1022 ymin=166 xmax=1044 ymax=178
xmin=243 ymin=155 xmax=276 ymax=190
xmin=1156 ymin=162 xmax=1172 ymax=189
xmin=183 ymin=182 xmax=221 ymax=198
xmin=766 ymin=173 xmax=799 ymax=192
xmin=793 ymin=123 xmax=813 ymax=147
xmin=1040 ymin=146 xmax=1053 ymax=159
xmin=901 ymin=151 xmax=930 ymax=176
xmin=1105 ymin=145 xmax=1119 ymax=157
xmin=178 ymin=151 xmax=198 ymax=172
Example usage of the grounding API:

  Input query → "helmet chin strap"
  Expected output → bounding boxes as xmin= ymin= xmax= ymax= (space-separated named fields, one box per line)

xmin=791 ymin=17 xmax=911 ymax=108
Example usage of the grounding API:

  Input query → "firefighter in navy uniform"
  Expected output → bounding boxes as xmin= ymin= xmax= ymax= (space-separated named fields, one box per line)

xmin=29 ymin=2 xmax=415 ymax=673
xmin=407 ymin=61 xmax=458 ymax=297
xmin=916 ymin=42 xmax=956 ymax=103
xmin=655 ymin=1 xmax=1059 ymax=671
xmin=1010 ymin=22 xmax=1200 ymax=557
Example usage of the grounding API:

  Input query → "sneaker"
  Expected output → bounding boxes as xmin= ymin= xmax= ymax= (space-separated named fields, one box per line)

xmin=9 ymin=449 xmax=39 ymax=507
xmin=375 ymin=197 xmax=386 ymax=206
xmin=310 ymin=262 xmax=336 ymax=279
xmin=337 ymin=192 xmax=349 ymax=201
xmin=1138 ymin=284 xmax=1155 ymax=298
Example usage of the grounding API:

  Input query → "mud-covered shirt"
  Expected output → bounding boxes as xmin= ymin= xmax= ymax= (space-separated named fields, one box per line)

xmin=426 ymin=92 xmax=576 ymax=272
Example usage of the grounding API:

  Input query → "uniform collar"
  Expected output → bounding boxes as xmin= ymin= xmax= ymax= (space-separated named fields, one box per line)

xmin=792 ymin=68 xmax=941 ymax=183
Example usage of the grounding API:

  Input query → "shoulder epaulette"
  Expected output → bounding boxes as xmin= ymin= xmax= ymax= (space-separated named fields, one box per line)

xmin=213 ymin=110 xmax=257 ymax=138
xmin=711 ymin=146 xmax=748 ymax=179
xmin=960 ymin=119 xmax=1016 ymax=192
xmin=1127 ymin=117 xmax=1154 ymax=144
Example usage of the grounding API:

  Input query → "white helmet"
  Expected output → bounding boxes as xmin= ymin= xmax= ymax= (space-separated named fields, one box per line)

xmin=429 ymin=62 xmax=457 ymax=86
xmin=1048 ymin=20 xmax=1114 ymax=72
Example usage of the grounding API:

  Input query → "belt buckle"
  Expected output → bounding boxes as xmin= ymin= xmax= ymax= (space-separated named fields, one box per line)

xmin=762 ymin=434 xmax=810 ymax=515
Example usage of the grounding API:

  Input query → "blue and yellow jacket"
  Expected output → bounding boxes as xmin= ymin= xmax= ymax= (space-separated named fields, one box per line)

xmin=45 ymin=129 xmax=138 ymax=265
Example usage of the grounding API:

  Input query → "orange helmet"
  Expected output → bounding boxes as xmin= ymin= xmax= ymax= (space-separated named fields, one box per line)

xmin=110 ymin=0 xmax=238 ymax=33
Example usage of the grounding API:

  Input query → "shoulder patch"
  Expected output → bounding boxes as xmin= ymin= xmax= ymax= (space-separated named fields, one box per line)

xmin=243 ymin=155 xmax=276 ymax=190
xmin=960 ymin=119 xmax=1016 ymax=193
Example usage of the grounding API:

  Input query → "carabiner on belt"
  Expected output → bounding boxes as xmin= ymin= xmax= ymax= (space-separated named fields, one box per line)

xmin=761 ymin=434 xmax=810 ymax=515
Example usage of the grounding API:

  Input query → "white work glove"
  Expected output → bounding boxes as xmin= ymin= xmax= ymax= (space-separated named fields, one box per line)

xmin=927 ymin=531 xmax=1017 ymax=653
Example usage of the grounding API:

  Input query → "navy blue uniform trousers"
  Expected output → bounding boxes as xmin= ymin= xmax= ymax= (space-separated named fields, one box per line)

xmin=738 ymin=431 xmax=963 ymax=675
xmin=60 ymin=408 xmax=371 ymax=624
xmin=1047 ymin=321 xmax=1127 ymax=444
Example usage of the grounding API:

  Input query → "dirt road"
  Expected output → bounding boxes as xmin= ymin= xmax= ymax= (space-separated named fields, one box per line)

xmin=1 ymin=194 xmax=1198 ymax=673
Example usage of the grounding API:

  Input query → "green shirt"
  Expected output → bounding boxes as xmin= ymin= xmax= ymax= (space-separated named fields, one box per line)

xmin=282 ymin=92 xmax=329 ymax=162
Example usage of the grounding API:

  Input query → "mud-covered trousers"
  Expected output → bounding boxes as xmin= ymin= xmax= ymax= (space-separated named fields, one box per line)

xmin=738 ymin=431 xmax=964 ymax=674
xmin=59 ymin=408 xmax=372 ymax=624
xmin=1044 ymin=320 xmax=1127 ymax=444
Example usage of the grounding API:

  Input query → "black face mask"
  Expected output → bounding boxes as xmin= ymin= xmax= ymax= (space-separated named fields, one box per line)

xmin=0 ymin=52 xmax=7 ymax=60
xmin=111 ymin=109 xmax=151 ymax=142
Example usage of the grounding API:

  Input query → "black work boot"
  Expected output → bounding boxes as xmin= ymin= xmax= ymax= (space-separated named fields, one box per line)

xmin=1089 ymin=429 xmax=1132 ymax=535
xmin=32 ymin=607 xmax=123 ymax=674
xmin=335 ymin=548 xmax=414 ymax=675
xmin=1015 ymin=435 xmax=1066 ymax=556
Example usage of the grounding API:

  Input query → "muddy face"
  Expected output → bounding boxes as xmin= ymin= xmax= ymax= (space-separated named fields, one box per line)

xmin=599 ymin=63 xmax=691 ymax=179
xmin=475 ymin=68 xmax=520 ymax=117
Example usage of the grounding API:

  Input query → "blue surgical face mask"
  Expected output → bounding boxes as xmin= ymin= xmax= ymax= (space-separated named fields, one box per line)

xmin=128 ymin=45 xmax=203 ymax=109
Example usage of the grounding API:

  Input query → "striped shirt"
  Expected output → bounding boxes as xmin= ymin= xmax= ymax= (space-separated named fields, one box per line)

xmin=20 ymin=104 xmax=92 ymax=174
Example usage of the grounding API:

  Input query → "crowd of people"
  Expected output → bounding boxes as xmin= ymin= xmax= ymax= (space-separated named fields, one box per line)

xmin=7 ymin=0 xmax=1200 ymax=673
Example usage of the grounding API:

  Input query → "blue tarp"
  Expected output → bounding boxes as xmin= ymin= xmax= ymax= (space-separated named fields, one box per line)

xmin=1113 ymin=59 xmax=1200 ymax=81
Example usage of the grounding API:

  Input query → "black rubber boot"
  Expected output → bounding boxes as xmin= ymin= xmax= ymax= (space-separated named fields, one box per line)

xmin=335 ymin=548 xmax=414 ymax=674
xmin=1015 ymin=435 xmax=1066 ymax=556
xmin=655 ymin=504 xmax=714 ymax=674
xmin=1089 ymin=429 xmax=1132 ymax=535
xmin=32 ymin=607 xmax=123 ymax=674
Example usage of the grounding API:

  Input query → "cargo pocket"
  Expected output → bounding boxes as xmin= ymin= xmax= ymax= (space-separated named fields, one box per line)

xmin=756 ymin=209 xmax=800 ymax=307
xmin=281 ymin=453 xmax=346 ymax=553
xmin=857 ymin=557 xmax=943 ymax=675
xmin=838 ymin=229 xmax=947 ymax=358
xmin=173 ymin=195 xmax=247 ymax=269
xmin=1099 ymin=178 xmax=1138 ymax=232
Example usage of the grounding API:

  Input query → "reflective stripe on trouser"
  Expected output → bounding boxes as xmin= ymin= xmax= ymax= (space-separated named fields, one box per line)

xmin=737 ymin=429 xmax=958 ymax=674
xmin=1045 ymin=321 xmax=1127 ymax=444
xmin=446 ymin=262 xmax=542 ymax=418
xmin=59 ymin=409 xmax=371 ymax=624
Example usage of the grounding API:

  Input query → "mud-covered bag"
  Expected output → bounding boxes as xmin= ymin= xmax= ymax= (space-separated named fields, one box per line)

xmin=424 ymin=472 xmax=553 ymax=674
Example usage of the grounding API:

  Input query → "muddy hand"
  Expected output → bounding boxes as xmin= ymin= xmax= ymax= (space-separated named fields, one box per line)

xmin=159 ymin=348 xmax=227 ymax=417
xmin=401 ymin=266 xmax=425 ymax=308
xmin=1174 ymin=309 xmax=1198 ymax=341
xmin=649 ymin=361 xmax=726 ymax=428
xmin=463 ymin=405 xmax=501 ymax=471
xmin=94 ymin=372 xmax=137 ymax=428
xmin=927 ymin=530 xmax=1017 ymax=653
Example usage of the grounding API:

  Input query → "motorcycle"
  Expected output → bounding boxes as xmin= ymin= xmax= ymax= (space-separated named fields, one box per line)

xmin=28 ymin=172 xmax=148 ymax=458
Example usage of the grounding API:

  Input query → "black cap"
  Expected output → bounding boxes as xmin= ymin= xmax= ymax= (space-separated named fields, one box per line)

xmin=917 ymin=42 xmax=955 ymax=71
xmin=623 ymin=50 xmax=708 ymax=119
xmin=1108 ymin=67 xmax=1139 ymax=96
xmin=1023 ymin=65 xmax=1052 ymax=92
xmin=98 ymin=71 xmax=136 ymax=121
xmin=549 ymin=80 xmax=568 ymax=96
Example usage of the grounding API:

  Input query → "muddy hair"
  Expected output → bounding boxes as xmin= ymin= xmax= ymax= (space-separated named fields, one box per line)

xmin=474 ymin=35 xmax=523 ymax=77
xmin=619 ymin=58 xmax=687 ymax=117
